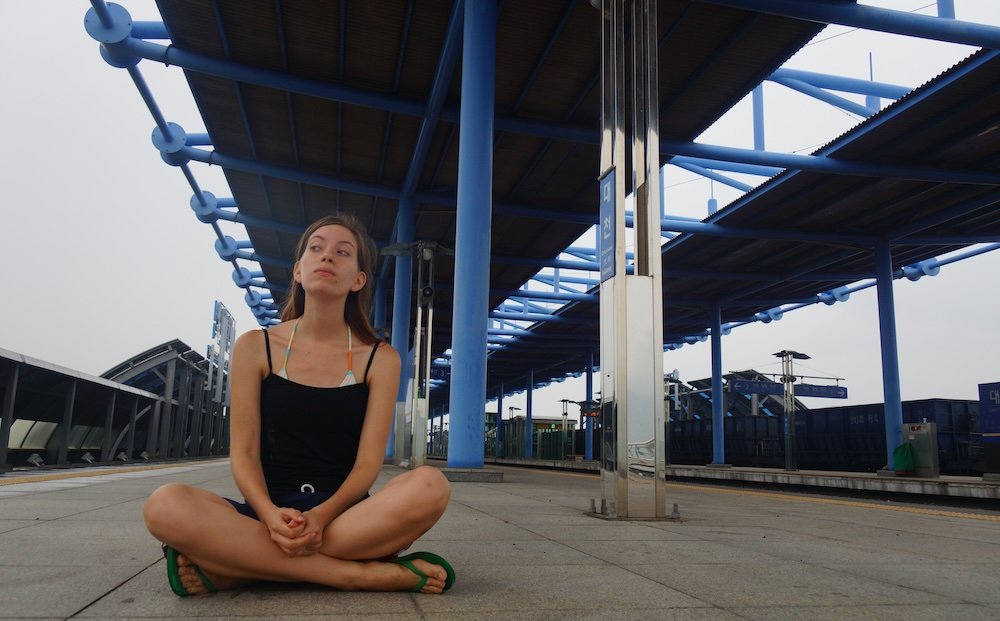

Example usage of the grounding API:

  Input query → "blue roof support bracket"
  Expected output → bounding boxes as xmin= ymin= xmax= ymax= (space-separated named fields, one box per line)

xmin=448 ymin=0 xmax=496 ymax=469
xmin=875 ymin=241 xmax=904 ymax=470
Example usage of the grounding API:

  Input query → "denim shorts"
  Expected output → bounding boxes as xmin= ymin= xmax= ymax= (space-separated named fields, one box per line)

xmin=225 ymin=489 xmax=370 ymax=521
xmin=225 ymin=489 xmax=334 ymax=521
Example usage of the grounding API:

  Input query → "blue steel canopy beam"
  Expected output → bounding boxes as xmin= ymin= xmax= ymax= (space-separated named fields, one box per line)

xmin=213 ymin=205 xmax=306 ymax=235
xmin=771 ymin=76 xmax=877 ymax=117
xmin=131 ymin=21 xmax=169 ymax=40
xmin=669 ymin=156 xmax=782 ymax=177
xmin=700 ymin=0 xmax=1000 ymax=49
xmin=660 ymin=140 xmax=1000 ymax=185
xmin=488 ymin=329 xmax=597 ymax=342
xmin=113 ymin=37 xmax=424 ymax=117
xmin=673 ymin=162 xmax=755 ymax=192
xmin=489 ymin=311 xmax=595 ymax=325
xmin=769 ymin=67 xmax=910 ymax=99
xmin=532 ymin=274 xmax=597 ymax=289
xmin=402 ymin=0 xmax=463 ymax=197
xmin=489 ymin=289 xmax=597 ymax=303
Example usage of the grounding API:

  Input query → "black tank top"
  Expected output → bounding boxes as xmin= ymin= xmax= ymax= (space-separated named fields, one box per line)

xmin=259 ymin=329 xmax=380 ymax=498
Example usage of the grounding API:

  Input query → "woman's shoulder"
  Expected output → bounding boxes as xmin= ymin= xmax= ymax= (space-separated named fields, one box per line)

xmin=367 ymin=340 xmax=400 ymax=372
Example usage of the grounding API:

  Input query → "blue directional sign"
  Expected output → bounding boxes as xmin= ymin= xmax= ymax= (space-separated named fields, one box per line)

xmin=979 ymin=382 xmax=1000 ymax=443
xmin=729 ymin=380 xmax=847 ymax=399
xmin=795 ymin=384 xmax=848 ymax=399
xmin=729 ymin=380 xmax=783 ymax=396
xmin=599 ymin=169 xmax=616 ymax=283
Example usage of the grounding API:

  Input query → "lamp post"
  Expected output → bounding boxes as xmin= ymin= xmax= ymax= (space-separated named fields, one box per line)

xmin=558 ymin=399 xmax=574 ymax=458
xmin=381 ymin=240 xmax=452 ymax=468
xmin=773 ymin=349 xmax=810 ymax=471
xmin=507 ymin=406 xmax=521 ymax=458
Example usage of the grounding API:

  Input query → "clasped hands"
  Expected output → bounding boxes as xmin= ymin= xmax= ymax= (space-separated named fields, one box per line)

xmin=264 ymin=506 xmax=326 ymax=557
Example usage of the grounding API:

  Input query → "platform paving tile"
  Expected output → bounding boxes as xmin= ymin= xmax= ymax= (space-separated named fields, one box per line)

xmin=415 ymin=519 xmax=545 ymax=542
xmin=821 ymin=561 xmax=1000 ymax=606
xmin=524 ymin=520 xmax=690 ymax=542
xmin=424 ymin=609 xmax=745 ymax=621
xmin=703 ymin=532 xmax=937 ymax=566
xmin=0 ymin=565 xmax=144 ymax=618
xmin=413 ymin=563 xmax=711 ymax=614
xmin=413 ymin=539 xmax=602 ymax=567
xmin=59 ymin=498 xmax=149 ymax=522
xmin=0 ymin=519 xmax=157 ymax=567
xmin=730 ymin=603 xmax=1000 ymax=621
xmin=0 ymin=519 xmax=38 ymax=534
xmin=628 ymin=561 xmax=955 ymax=608
xmin=0 ymin=497 xmax=121 ymax=520
xmin=561 ymin=538 xmax=780 ymax=566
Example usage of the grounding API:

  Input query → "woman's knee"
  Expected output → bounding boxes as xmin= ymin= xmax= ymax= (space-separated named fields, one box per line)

xmin=143 ymin=483 xmax=197 ymax=537
xmin=410 ymin=466 xmax=451 ymax=512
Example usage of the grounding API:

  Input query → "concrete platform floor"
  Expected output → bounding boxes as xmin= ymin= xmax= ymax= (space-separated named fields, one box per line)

xmin=1 ymin=459 xmax=999 ymax=620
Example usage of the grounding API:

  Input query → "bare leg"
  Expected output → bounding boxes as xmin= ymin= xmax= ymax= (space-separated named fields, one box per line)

xmin=320 ymin=466 xmax=452 ymax=560
xmin=143 ymin=478 xmax=449 ymax=594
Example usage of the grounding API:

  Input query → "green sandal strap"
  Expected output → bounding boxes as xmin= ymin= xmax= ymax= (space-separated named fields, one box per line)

xmin=164 ymin=545 xmax=216 ymax=596
xmin=393 ymin=559 xmax=430 ymax=592
xmin=396 ymin=552 xmax=456 ymax=592
xmin=192 ymin=563 xmax=218 ymax=593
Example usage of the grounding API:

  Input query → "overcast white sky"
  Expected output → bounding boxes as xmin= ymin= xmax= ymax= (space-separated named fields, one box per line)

xmin=1 ymin=1 xmax=998 ymax=422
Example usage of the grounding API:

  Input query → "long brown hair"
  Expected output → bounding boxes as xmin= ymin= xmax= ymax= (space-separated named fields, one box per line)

xmin=280 ymin=214 xmax=379 ymax=344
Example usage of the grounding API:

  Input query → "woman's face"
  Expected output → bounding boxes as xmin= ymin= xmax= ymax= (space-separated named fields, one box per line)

xmin=293 ymin=224 xmax=367 ymax=296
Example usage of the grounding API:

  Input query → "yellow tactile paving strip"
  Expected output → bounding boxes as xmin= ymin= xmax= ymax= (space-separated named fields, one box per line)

xmin=0 ymin=461 xmax=227 ymax=487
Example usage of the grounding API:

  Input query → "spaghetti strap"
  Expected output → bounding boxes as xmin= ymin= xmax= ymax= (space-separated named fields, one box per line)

xmin=362 ymin=342 xmax=381 ymax=383
xmin=262 ymin=329 xmax=273 ymax=373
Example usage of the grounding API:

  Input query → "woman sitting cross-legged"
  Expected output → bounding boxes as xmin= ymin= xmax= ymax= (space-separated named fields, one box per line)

xmin=143 ymin=214 xmax=454 ymax=595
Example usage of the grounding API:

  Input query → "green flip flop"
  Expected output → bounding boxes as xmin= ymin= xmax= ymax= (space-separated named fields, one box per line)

xmin=392 ymin=551 xmax=456 ymax=592
xmin=164 ymin=545 xmax=217 ymax=597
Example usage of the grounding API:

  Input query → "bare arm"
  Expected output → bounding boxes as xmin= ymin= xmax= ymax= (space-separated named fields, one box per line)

xmin=228 ymin=330 xmax=272 ymax=515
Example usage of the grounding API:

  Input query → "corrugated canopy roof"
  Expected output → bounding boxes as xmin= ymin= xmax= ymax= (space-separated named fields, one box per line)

xmin=151 ymin=0 xmax=1000 ymax=404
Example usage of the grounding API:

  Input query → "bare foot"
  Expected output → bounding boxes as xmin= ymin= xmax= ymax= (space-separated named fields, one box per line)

xmin=175 ymin=552 xmax=252 ymax=595
xmin=386 ymin=557 xmax=449 ymax=594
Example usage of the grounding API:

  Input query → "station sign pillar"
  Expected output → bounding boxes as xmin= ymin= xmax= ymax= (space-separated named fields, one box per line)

xmin=597 ymin=0 xmax=667 ymax=519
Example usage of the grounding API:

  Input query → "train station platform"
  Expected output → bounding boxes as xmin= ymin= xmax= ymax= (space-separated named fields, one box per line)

xmin=2 ymin=459 xmax=999 ymax=620
xmin=484 ymin=457 xmax=1000 ymax=501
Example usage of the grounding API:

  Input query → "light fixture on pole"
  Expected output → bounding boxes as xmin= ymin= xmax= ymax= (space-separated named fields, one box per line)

xmin=380 ymin=240 xmax=453 ymax=469
xmin=773 ymin=350 xmax=810 ymax=471
xmin=558 ymin=398 xmax=574 ymax=457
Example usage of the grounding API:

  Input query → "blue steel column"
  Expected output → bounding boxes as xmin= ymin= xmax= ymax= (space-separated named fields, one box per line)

xmin=585 ymin=350 xmax=594 ymax=460
xmin=710 ymin=305 xmax=726 ymax=465
xmin=388 ymin=198 xmax=415 ymax=460
xmin=447 ymin=0 xmax=496 ymax=468
xmin=875 ymin=240 xmax=904 ymax=467
xmin=524 ymin=370 xmax=534 ymax=458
